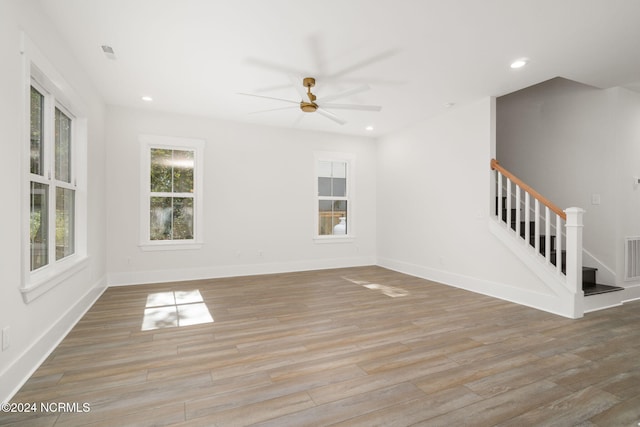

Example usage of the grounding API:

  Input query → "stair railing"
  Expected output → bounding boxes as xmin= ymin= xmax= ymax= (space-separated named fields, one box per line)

xmin=490 ymin=159 xmax=584 ymax=294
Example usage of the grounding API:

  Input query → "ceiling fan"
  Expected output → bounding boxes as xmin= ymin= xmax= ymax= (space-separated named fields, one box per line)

xmin=239 ymin=76 xmax=381 ymax=125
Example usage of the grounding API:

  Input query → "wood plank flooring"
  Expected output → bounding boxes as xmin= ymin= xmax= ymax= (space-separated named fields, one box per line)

xmin=3 ymin=266 xmax=640 ymax=426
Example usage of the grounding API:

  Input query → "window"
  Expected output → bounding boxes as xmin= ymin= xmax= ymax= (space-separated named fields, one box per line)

xmin=22 ymin=32 xmax=88 ymax=303
xmin=315 ymin=153 xmax=354 ymax=240
xmin=29 ymin=84 xmax=77 ymax=268
xmin=140 ymin=135 xmax=204 ymax=250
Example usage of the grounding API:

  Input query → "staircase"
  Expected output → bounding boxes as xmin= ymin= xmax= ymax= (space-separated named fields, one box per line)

xmin=496 ymin=198 xmax=624 ymax=297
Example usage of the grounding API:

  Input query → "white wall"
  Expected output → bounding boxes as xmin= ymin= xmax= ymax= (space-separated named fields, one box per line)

xmin=613 ymin=87 xmax=640 ymax=286
xmin=105 ymin=106 xmax=377 ymax=285
xmin=497 ymin=78 xmax=640 ymax=287
xmin=376 ymin=97 xmax=571 ymax=315
xmin=0 ymin=0 xmax=107 ymax=402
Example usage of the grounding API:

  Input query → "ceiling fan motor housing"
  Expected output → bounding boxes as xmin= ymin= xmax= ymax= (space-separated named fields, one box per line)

xmin=300 ymin=101 xmax=318 ymax=112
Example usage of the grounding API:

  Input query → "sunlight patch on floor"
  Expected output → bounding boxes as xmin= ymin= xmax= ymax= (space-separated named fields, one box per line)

xmin=142 ymin=290 xmax=214 ymax=331
xmin=342 ymin=277 xmax=410 ymax=298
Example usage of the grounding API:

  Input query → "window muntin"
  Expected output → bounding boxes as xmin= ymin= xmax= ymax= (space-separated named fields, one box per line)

xmin=316 ymin=158 xmax=351 ymax=238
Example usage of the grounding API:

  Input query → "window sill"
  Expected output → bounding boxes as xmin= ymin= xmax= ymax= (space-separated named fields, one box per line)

xmin=139 ymin=241 xmax=203 ymax=251
xmin=22 ymin=255 xmax=90 ymax=303
xmin=313 ymin=236 xmax=356 ymax=244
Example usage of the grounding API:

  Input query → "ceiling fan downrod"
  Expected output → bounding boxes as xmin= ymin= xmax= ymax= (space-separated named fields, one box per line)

xmin=300 ymin=77 xmax=318 ymax=112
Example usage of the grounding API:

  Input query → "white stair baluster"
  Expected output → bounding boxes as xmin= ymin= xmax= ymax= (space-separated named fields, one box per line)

xmin=506 ymin=178 xmax=512 ymax=230
xmin=545 ymin=207 xmax=551 ymax=262
xmin=556 ymin=214 xmax=563 ymax=275
xmin=524 ymin=192 xmax=530 ymax=247
xmin=515 ymin=184 xmax=521 ymax=238
xmin=534 ymin=199 xmax=540 ymax=254
xmin=497 ymin=172 xmax=503 ymax=221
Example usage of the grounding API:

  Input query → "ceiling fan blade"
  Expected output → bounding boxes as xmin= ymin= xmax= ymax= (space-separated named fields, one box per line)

xmin=244 ymin=57 xmax=306 ymax=76
xmin=316 ymin=108 xmax=346 ymax=125
xmin=328 ymin=48 xmax=401 ymax=79
xmin=248 ymin=106 xmax=299 ymax=115
xmin=319 ymin=103 xmax=382 ymax=111
xmin=307 ymin=33 xmax=328 ymax=77
xmin=252 ymin=83 xmax=295 ymax=93
xmin=292 ymin=113 xmax=305 ymax=128
xmin=321 ymin=84 xmax=371 ymax=102
xmin=237 ymin=93 xmax=298 ymax=104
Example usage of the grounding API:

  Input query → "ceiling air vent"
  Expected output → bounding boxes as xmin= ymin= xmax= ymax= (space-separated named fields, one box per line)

xmin=101 ymin=45 xmax=116 ymax=60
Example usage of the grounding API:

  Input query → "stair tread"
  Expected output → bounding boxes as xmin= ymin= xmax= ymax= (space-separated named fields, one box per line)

xmin=583 ymin=283 xmax=624 ymax=296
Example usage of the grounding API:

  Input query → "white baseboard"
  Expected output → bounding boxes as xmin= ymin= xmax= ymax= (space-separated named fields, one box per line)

xmin=0 ymin=276 xmax=107 ymax=403
xmin=377 ymin=257 xmax=582 ymax=319
xmin=622 ymin=283 xmax=640 ymax=303
xmin=107 ymin=256 xmax=377 ymax=286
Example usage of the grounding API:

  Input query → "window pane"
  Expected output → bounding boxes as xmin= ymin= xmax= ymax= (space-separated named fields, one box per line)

xmin=56 ymin=187 xmax=75 ymax=260
xmin=173 ymin=150 xmax=194 ymax=193
xmin=318 ymin=200 xmax=347 ymax=235
xmin=30 ymin=182 xmax=49 ymax=270
xmin=55 ymin=108 xmax=72 ymax=183
xmin=150 ymin=197 xmax=172 ymax=240
xmin=332 ymin=161 xmax=346 ymax=178
xmin=173 ymin=197 xmax=194 ymax=239
xmin=150 ymin=149 xmax=172 ymax=193
xmin=318 ymin=177 xmax=332 ymax=196
xmin=30 ymin=87 xmax=44 ymax=176
xmin=332 ymin=177 xmax=346 ymax=197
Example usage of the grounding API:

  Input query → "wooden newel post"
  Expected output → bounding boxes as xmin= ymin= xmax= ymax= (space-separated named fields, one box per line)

xmin=564 ymin=207 xmax=585 ymax=295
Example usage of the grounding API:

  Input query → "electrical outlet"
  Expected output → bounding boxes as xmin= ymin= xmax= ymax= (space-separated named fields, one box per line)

xmin=2 ymin=327 xmax=9 ymax=351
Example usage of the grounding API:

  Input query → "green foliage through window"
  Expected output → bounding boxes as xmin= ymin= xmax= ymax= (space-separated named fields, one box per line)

xmin=149 ymin=148 xmax=195 ymax=241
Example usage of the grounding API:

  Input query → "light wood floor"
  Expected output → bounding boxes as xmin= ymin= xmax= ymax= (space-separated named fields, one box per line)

xmin=4 ymin=266 xmax=640 ymax=426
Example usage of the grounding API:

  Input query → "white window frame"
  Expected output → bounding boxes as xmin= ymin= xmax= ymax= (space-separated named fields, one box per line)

xmin=313 ymin=151 xmax=355 ymax=243
xmin=20 ymin=33 xmax=89 ymax=303
xmin=139 ymin=135 xmax=205 ymax=251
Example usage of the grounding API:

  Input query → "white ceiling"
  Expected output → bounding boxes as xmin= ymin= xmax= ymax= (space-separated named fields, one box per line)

xmin=40 ymin=0 xmax=640 ymax=137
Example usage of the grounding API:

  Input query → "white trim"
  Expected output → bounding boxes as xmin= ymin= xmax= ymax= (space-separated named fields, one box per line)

xmin=139 ymin=242 xmax=203 ymax=252
xmin=377 ymin=256 xmax=584 ymax=319
xmin=139 ymin=134 xmax=205 ymax=250
xmin=0 ymin=276 xmax=107 ymax=403
xmin=21 ymin=256 xmax=90 ymax=303
xmin=108 ymin=256 xmax=376 ymax=286
xmin=313 ymin=236 xmax=355 ymax=244
xmin=622 ymin=283 xmax=640 ymax=303
xmin=20 ymin=32 xmax=88 ymax=302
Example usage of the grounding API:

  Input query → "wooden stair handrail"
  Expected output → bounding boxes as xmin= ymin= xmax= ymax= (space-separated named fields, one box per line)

xmin=491 ymin=159 xmax=567 ymax=220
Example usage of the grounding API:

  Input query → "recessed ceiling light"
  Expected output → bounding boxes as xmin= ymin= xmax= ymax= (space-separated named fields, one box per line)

xmin=365 ymin=126 xmax=374 ymax=131
xmin=141 ymin=96 xmax=153 ymax=102
xmin=510 ymin=58 xmax=528 ymax=69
